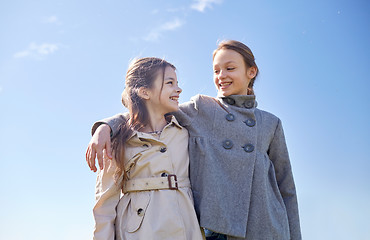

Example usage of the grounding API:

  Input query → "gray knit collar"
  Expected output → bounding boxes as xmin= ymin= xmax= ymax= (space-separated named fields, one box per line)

xmin=218 ymin=94 xmax=257 ymax=108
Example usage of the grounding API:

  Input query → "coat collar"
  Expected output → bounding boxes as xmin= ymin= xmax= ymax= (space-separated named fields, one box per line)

xmin=128 ymin=115 xmax=182 ymax=141
xmin=165 ymin=114 xmax=183 ymax=129
xmin=218 ymin=94 xmax=257 ymax=109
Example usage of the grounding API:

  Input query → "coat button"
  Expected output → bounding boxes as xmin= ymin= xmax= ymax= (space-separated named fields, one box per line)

xmin=242 ymin=144 xmax=254 ymax=152
xmin=137 ymin=208 xmax=144 ymax=216
xmin=225 ymin=98 xmax=235 ymax=105
xmin=160 ymin=147 xmax=167 ymax=153
xmin=225 ymin=113 xmax=235 ymax=121
xmin=244 ymin=119 xmax=256 ymax=127
xmin=161 ymin=172 xmax=168 ymax=177
xmin=243 ymin=101 xmax=253 ymax=109
xmin=222 ymin=140 xmax=233 ymax=149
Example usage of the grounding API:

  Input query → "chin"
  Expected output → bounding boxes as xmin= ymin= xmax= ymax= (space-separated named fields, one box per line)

xmin=217 ymin=91 xmax=231 ymax=97
xmin=167 ymin=105 xmax=179 ymax=113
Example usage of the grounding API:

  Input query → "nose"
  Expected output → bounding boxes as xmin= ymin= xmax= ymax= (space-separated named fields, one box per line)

xmin=176 ymin=86 xmax=182 ymax=94
xmin=218 ymin=70 xmax=226 ymax=79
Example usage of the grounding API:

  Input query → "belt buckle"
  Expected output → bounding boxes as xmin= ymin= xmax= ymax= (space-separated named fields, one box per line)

xmin=168 ymin=174 xmax=178 ymax=190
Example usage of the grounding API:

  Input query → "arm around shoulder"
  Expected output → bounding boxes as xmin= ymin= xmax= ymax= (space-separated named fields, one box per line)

xmin=87 ymin=112 xmax=129 ymax=172
xmin=176 ymin=94 xmax=209 ymax=126
xmin=92 ymin=112 xmax=129 ymax=138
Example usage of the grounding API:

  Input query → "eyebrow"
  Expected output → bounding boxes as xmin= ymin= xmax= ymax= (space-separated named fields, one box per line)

xmin=213 ymin=61 xmax=237 ymax=68
xmin=164 ymin=77 xmax=176 ymax=80
xmin=217 ymin=60 xmax=237 ymax=65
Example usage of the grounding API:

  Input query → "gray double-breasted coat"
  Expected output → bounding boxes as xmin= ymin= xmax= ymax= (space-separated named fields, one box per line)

xmin=92 ymin=94 xmax=301 ymax=240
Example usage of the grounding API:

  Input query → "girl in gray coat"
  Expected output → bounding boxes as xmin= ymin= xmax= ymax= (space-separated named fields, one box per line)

xmin=86 ymin=40 xmax=302 ymax=240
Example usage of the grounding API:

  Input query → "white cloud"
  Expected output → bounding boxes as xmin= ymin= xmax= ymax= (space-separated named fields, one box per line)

xmin=13 ymin=42 xmax=59 ymax=59
xmin=161 ymin=19 xmax=183 ymax=31
xmin=13 ymin=50 xmax=31 ymax=58
xmin=151 ymin=9 xmax=159 ymax=14
xmin=44 ymin=15 xmax=62 ymax=25
xmin=144 ymin=18 xmax=184 ymax=42
xmin=145 ymin=31 xmax=161 ymax=42
xmin=191 ymin=0 xmax=223 ymax=12
xmin=140 ymin=1 xmax=222 ymax=42
xmin=46 ymin=15 xmax=58 ymax=23
xmin=166 ymin=7 xmax=187 ymax=13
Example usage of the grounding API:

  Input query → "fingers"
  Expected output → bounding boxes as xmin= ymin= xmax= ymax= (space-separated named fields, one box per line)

xmin=85 ymin=147 xmax=90 ymax=165
xmin=106 ymin=139 xmax=112 ymax=159
xmin=86 ymin=146 xmax=95 ymax=171
xmin=86 ymin=144 xmax=97 ymax=172
xmin=86 ymin=124 xmax=112 ymax=172
xmin=90 ymin=147 xmax=97 ymax=172
xmin=97 ymin=149 xmax=104 ymax=170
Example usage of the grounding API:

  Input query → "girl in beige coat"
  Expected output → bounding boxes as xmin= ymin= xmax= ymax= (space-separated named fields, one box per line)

xmin=93 ymin=57 xmax=204 ymax=240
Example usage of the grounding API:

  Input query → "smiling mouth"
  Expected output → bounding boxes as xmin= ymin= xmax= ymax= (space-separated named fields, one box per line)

xmin=219 ymin=82 xmax=232 ymax=89
xmin=170 ymin=96 xmax=179 ymax=102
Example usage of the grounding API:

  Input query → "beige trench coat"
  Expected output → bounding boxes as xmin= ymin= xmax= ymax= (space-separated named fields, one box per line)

xmin=93 ymin=116 xmax=204 ymax=240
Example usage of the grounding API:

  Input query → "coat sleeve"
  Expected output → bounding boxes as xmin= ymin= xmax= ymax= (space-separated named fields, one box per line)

xmin=93 ymin=159 xmax=122 ymax=240
xmin=268 ymin=119 xmax=302 ymax=240
xmin=175 ymin=95 xmax=200 ymax=127
xmin=91 ymin=113 xmax=129 ymax=138
xmin=92 ymin=95 xmax=201 ymax=134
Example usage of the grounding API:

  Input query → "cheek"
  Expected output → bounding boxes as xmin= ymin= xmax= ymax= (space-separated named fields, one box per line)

xmin=235 ymin=73 xmax=249 ymax=86
xmin=213 ymin=75 xmax=218 ymax=85
xmin=214 ymin=80 xmax=219 ymax=89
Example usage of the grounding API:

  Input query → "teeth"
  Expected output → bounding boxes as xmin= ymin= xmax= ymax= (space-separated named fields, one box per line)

xmin=220 ymin=82 xmax=231 ymax=86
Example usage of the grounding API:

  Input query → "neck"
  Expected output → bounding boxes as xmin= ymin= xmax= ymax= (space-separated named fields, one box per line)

xmin=141 ymin=104 xmax=167 ymax=133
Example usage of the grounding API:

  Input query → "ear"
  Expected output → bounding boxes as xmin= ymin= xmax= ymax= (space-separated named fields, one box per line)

xmin=247 ymin=66 xmax=257 ymax=79
xmin=137 ymin=87 xmax=150 ymax=100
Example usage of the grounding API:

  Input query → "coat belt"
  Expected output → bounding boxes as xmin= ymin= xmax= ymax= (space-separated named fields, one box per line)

xmin=123 ymin=174 xmax=190 ymax=194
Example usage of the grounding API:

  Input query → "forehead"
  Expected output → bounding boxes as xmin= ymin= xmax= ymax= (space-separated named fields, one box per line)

xmin=213 ymin=48 xmax=244 ymax=66
xmin=164 ymin=66 xmax=177 ymax=79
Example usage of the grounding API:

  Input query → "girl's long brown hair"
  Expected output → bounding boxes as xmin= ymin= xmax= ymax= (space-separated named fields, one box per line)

xmin=213 ymin=40 xmax=259 ymax=95
xmin=111 ymin=57 xmax=176 ymax=184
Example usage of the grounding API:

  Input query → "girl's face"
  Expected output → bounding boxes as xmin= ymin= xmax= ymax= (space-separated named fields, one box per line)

xmin=147 ymin=66 xmax=182 ymax=114
xmin=213 ymin=49 xmax=256 ymax=96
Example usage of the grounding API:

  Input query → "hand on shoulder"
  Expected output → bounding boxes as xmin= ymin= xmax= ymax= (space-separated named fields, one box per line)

xmin=86 ymin=124 xmax=112 ymax=172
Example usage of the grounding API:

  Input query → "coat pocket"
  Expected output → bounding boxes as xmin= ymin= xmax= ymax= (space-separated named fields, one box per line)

xmin=265 ymin=154 xmax=290 ymax=231
xmin=115 ymin=191 xmax=152 ymax=237
xmin=265 ymin=155 xmax=286 ymax=210
xmin=126 ymin=191 xmax=150 ymax=233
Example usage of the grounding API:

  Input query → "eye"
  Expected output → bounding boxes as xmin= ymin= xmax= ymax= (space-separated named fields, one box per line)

xmin=166 ymin=80 xmax=173 ymax=85
xmin=227 ymin=67 xmax=235 ymax=71
xmin=214 ymin=69 xmax=220 ymax=74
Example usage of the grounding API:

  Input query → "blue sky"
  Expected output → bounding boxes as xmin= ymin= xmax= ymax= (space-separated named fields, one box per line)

xmin=1 ymin=0 xmax=369 ymax=239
